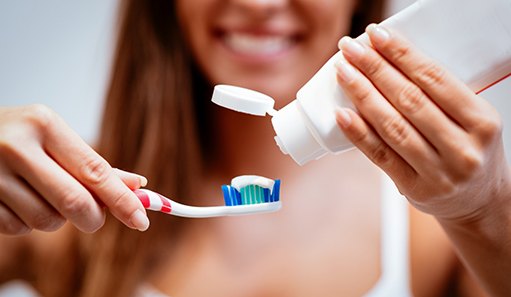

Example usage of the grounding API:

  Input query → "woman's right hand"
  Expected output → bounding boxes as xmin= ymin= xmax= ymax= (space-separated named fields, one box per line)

xmin=0 ymin=104 xmax=150 ymax=235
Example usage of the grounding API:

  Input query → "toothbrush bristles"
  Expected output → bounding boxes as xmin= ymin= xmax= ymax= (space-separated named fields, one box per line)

xmin=222 ymin=180 xmax=280 ymax=206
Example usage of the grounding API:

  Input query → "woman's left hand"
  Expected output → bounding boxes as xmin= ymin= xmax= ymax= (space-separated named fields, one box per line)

xmin=334 ymin=24 xmax=511 ymax=223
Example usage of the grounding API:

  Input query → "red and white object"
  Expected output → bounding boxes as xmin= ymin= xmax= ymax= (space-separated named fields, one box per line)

xmin=133 ymin=189 xmax=281 ymax=218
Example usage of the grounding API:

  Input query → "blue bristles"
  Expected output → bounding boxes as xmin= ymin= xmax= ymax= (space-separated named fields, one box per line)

xmin=222 ymin=179 xmax=281 ymax=206
xmin=271 ymin=179 xmax=280 ymax=202
xmin=222 ymin=185 xmax=241 ymax=206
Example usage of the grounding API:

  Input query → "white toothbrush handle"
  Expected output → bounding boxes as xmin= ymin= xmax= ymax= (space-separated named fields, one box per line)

xmin=133 ymin=189 xmax=281 ymax=218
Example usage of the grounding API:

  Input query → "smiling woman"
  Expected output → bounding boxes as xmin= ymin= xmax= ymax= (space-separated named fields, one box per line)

xmin=0 ymin=0 xmax=508 ymax=296
xmin=177 ymin=0 xmax=383 ymax=104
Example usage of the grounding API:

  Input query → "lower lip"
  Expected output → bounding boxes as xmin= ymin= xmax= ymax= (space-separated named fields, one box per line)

xmin=215 ymin=33 xmax=298 ymax=64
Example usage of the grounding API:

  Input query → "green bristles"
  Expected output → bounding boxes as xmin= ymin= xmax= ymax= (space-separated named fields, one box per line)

xmin=240 ymin=185 xmax=265 ymax=204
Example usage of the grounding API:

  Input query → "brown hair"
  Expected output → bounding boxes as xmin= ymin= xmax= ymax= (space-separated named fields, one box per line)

xmin=78 ymin=1 xmax=201 ymax=296
xmin=42 ymin=0 xmax=385 ymax=296
xmin=352 ymin=0 xmax=386 ymax=36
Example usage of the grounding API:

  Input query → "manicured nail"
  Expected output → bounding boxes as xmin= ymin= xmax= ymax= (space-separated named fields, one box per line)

xmin=130 ymin=209 xmax=150 ymax=231
xmin=367 ymin=24 xmax=390 ymax=44
xmin=338 ymin=37 xmax=365 ymax=58
xmin=335 ymin=59 xmax=357 ymax=83
xmin=138 ymin=175 xmax=148 ymax=187
xmin=335 ymin=107 xmax=352 ymax=128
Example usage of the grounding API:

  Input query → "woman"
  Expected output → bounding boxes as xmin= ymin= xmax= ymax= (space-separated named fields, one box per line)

xmin=0 ymin=0 xmax=508 ymax=296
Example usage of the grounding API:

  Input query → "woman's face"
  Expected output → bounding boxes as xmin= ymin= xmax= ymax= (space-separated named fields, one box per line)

xmin=177 ymin=0 xmax=358 ymax=105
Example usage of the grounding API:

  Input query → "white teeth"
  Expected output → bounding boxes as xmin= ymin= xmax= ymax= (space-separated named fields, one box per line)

xmin=224 ymin=33 xmax=292 ymax=55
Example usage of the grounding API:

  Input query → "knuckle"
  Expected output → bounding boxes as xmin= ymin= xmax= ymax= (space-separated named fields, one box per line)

xmin=60 ymin=190 xmax=90 ymax=218
xmin=381 ymin=117 xmax=410 ymax=146
xmin=474 ymin=116 xmax=503 ymax=143
xmin=349 ymin=122 xmax=370 ymax=146
xmin=396 ymin=84 xmax=426 ymax=114
xmin=110 ymin=190 xmax=135 ymax=217
xmin=80 ymin=155 xmax=111 ymax=187
xmin=363 ymin=56 xmax=385 ymax=78
xmin=0 ymin=219 xmax=31 ymax=235
xmin=457 ymin=148 xmax=483 ymax=175
xmin=0 ymin=137 xmax=18 ymax=159
xmin=414 ymin=63 xmax=446 ymax=88
xmin=349 ymin=81 xmax=373 ymax=104
xmin=23 ymin=104 xmax=56 ymax=132
xmin=390 ymin=44 xmax=412 ymax=64
xmin=368 ymin=142 xmax=393 ymax=166
xmin=29 ymin=212 xmax=65 ymax=231
xmin=0 ymin=136 xmax=31 ymax=167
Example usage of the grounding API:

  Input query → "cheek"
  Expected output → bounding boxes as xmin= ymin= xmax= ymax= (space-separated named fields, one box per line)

xmin=176 ymin=0 xmax=214 ymax=55
xmin=177 ymin=0 xmax=357 ymax=104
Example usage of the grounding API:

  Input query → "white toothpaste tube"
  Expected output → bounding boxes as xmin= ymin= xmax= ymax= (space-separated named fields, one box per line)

xmin=213 ymin=0 xmax=511 ymax=165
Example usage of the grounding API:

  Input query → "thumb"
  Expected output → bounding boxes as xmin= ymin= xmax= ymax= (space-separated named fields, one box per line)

xmin=113 ymin=168 xmax=148 ymax=190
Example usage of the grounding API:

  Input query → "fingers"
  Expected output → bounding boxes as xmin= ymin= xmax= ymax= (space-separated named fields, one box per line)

xmin=334 ymin=24 xmax=507 ymax=212
xmin=362 ymin=24 xmax=489 ymax=131
xmin=40 ymin=112 xmax=150 ymax=232
xmin=5 ymin=146 xmax=106 ymax=233
xmin=336 ymin=24 xmax=503 ymax=180
xmin=0 ymin=201 xmax=31 ymax=235
xmin=113 ymin=168 xmax=148 ymax=190
xmin=338 ymin=35 xmax=469 ymax=157
xmin=334 ymin=57 xmax=441 ymax=176
xmin=0 ymin=105 xmax=150 ymax=234
xmin=0 ymin=173 xmax=65 ymax=232
xmin=335 ymin=107 xmax=417 ymax=192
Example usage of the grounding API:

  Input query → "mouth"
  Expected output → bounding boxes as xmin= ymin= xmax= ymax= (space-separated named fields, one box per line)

xmin=214 ymin=28 xmax=302 ymax=62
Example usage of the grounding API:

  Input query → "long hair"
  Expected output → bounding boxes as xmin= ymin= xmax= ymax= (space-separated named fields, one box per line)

xmin=78 ymin=1 xmax=202 ymax=296
xmin=38 ymin=0 xmax=385 ymax=296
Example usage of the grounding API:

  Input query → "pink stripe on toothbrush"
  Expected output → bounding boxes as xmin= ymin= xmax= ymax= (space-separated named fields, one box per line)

xmin=134 ymin=189 xmax=150 ymax=208
xmin=133 ymin=189 xmax=172 ymax=214
xmin=158 ymin=194 xmax=172 ymax=214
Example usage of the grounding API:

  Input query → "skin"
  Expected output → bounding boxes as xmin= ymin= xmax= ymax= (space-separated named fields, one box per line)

xmin=0 ymin=0 xmax=508 ymax=296
xmin=0 ymin=105 xmax=149 ymax=234
xmin=336 ymin=25 xmax=511 ymax=296
xmin=176 ymin=0 xmax=357 ymax=103
xmin=150 ymin=0 xmax=491 ymax=296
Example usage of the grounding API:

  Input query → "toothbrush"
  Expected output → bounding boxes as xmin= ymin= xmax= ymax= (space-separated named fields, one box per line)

xmin=133 ymin=175 xmax=281 ymax=218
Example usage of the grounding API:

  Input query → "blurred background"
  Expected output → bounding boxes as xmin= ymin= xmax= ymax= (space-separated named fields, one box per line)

xmin=0 ymin=0 xmax=510 ymax=157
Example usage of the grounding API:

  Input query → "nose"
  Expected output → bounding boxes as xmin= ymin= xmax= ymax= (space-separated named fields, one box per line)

xmin=230 ymin=0 xmax=289 ymax=17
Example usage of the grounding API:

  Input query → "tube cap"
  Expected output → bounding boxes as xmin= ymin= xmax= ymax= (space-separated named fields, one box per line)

xmin=271 ymin=101 xmax=327 ymax=165
xmin=212 ymin=85 xmax=276 ymax=116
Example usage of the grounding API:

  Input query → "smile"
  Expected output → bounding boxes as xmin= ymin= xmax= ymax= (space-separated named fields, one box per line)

xmin=222 ymin=32 xmax=294 ymax=56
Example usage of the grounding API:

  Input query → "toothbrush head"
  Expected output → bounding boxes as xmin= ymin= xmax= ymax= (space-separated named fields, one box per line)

xmin=222 ymin=175 xmax=280 ymax=206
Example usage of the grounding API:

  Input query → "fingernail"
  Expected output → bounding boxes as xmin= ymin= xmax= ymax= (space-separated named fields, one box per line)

xmin=335 ymin=107 xmax=352 ymax=128
xmin=335 ymin=59 xmax=357 ymax=83
xmin=138 ymin=176 xmax=148 ymax=187
xmin=339 ymin=37 xmax=365 ymax=59
xmin=367 ymin=24 xmax=390 ymax=44
xmin=130 ymin=209 xmax=150 ymax=231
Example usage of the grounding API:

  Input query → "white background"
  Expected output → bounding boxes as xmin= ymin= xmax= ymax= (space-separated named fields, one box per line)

xmin=0 ymin=0 xmax=118 ymax=143
xmin=0 ymin=0 xmax=510 ymax=159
